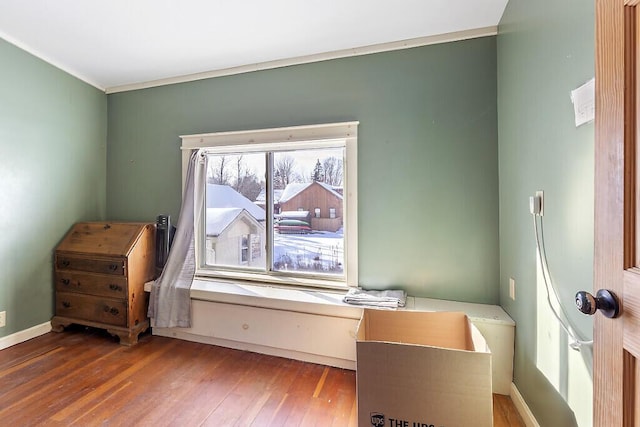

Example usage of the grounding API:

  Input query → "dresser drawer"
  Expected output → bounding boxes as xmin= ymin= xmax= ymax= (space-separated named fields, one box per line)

xmin=55 ymin=272 xmax=127 ymax=299
xmin=56 ymin=255 xmax=125 ymax=275
xmin=56 ymin=292 xmax=127 ymax=327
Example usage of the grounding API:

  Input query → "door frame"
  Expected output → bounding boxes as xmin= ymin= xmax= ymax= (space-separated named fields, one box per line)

xmin=594 ymin=0 xmax=627 ymax=424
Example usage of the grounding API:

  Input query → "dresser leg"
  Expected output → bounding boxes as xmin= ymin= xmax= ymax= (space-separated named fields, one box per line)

xmin=109 ymin=329 xmax=136 ymax=346
xmin=107 ymin=320 xmax=150 ymax=346
xmin=50 ymin=316 xmax=71 ymax=333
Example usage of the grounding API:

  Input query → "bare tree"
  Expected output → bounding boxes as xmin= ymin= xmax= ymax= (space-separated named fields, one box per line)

xmin=322 ymin=156 xmax=343 ymax=186
xmin=226 ymin=155 xmax=264 ymax=201
xmin=234 ymin=155 xmax=244 ymax=191
xmin=275 ymin=155 xmax=296 ymax=189
xmin=237 ymin=173 xmax=263 ymax=201
xmin=208 ymin=155 xmax=230 ymax=185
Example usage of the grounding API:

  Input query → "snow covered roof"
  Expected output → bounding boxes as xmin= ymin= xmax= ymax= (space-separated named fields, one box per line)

xmin=278 ymin=211 xmax=310 ymax=219
xmin=206 ymin=208 xmax=243 ymax=237
xmin=315 ymin=181 xmax=344 ymax=199
xmin=278 ymin=183 xmax=309 ymax=203
xmin=255 ymin=188 xmax=284 ymax=204
xmin=279 ymin=181 xmax=344 ymax=203
xmin=206 ymin=184 xmax=266 ymax=221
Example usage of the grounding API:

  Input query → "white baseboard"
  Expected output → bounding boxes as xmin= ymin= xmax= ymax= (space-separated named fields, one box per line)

xmin=510 ymin=382 xmax=540 ymax=427
xmin=0 ymin=322 xmax=52 ymax=351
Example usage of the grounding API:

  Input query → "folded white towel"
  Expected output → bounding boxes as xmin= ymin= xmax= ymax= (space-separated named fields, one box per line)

xmin=343 ymin=288 xmax=407 ymax=309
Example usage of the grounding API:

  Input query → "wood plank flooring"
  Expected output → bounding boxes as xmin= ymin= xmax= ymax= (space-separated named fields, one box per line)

xmin=0 ymin=326 xmax=525 ymax=426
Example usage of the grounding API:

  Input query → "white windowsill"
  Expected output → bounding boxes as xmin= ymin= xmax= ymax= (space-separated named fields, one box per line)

xmin=144 ymin=278 xmax=514 ymax=326
xmin=145 ymin=278 xmax=363 ymax=319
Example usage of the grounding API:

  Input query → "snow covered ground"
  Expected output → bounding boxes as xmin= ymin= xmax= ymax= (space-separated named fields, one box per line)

xmin=273 ymin=229 xmax=343 ymax=275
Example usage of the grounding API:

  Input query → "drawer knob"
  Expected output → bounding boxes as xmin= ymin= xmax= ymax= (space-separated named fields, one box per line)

xmin=108 ymin=264 xmax=119 ymax=271
xmin=109 ymin=284 xmax=122 ymax=292
xmin=62 ymin=301 xmax=71 ymax=308
xmin=104 ymin=306 xmax=119 ymax=316
xmin=61 ymin=279 xmax=70 ymax=285
xmin=61 ymin=260 xmax=70 ymax=267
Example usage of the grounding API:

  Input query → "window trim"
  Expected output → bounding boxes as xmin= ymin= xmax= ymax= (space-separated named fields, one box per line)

xmin=180 ymin=122 xmax=358 ymax=289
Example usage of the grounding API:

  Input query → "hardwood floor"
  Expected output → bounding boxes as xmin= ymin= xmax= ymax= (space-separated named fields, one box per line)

xmin=0 ymin=326 xmax=524 ymax=426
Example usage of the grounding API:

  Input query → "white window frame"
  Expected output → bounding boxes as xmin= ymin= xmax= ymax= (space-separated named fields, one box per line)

xmin=180 ymin=122 xmax=358 ymax=289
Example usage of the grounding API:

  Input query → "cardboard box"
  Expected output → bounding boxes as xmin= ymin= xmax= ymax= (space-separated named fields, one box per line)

xmin=356 ymin=310 xmax=493 ymax=427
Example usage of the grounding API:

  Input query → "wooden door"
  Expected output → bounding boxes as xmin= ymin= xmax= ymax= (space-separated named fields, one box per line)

xmin=595 ymin=0 xmax=640 ymax=425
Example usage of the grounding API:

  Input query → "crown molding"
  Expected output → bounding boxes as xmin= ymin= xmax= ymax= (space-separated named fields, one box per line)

xmin=106 ymin=26 xmax=497 ymax=94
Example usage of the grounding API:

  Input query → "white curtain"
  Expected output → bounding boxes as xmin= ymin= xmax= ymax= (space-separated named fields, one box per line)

xmin=148 ymin=149 xmax=204 ymax=328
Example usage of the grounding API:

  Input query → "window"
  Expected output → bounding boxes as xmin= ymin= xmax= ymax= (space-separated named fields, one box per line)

xmin=241 ymin=235 xmax=249 ymax=263
xmin=181 ymin=122 xmax=358 ymax=289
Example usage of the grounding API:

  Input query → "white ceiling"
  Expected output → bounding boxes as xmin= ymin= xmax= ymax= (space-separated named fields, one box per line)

xmin=0 ymin=0 xmax=508 ymax=92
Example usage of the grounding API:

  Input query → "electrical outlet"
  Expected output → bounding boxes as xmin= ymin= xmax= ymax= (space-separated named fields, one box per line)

xmin=509 ymin=278 xmax=516 ymax=300
xmin=0 ymin=311 xmax=5 ymax=328
xmin=535 ymin=190 xmax=544 ymax=216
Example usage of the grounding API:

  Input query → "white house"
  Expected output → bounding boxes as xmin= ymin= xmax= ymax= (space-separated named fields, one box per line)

xmin=205 ymin=207 xmax=264 ymax=267
xmin=205 ymin=184 xmax=266 ymax=267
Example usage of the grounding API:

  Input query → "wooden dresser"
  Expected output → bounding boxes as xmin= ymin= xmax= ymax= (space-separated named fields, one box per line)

xmin=51 ymin=222 xmax=155 ymax=345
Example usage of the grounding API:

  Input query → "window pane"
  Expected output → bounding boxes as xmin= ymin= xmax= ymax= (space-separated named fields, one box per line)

xmin=272 ymin=148 xmax=344 ymax=277
xmin=205 ymin=153 xmax=266 ymax=270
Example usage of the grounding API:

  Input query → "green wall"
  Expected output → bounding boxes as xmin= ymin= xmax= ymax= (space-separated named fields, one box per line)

xmin=106 ymin=37 xmax=499 ymax=303
xmin=0 ymin=7 xmax=599 ymax=423
xmin=498 ymin=1 xmax=594 ymax=426
xmin=0 ymin=39 xmax=107 ymax=337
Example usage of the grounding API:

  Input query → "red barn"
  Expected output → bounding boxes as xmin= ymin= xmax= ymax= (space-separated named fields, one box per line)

xmin=279 ymin=182 xmax=343 ymax=232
